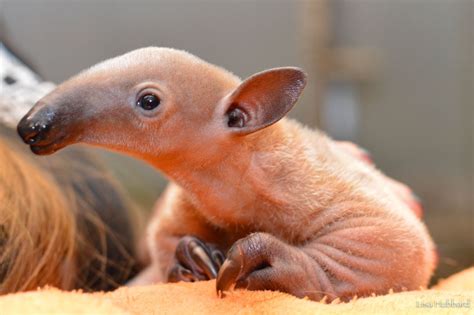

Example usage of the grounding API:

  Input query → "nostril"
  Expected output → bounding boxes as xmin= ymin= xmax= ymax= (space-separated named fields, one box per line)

xmin=27 ymin=134 xmax=39 ymax=144
xmin=23 ymin=124 xmax=41 ymax=144
xmin=17 ymin=119 xmax=51 ymax=145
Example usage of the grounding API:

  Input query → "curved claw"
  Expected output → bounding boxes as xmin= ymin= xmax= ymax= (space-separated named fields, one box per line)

xmin=168 ymin=264 xmax=198 ymax=282
xmin=212 ymin=250 xmax=226 ymax=267
xmin=216 ymin=234 xmax=270 ymax=297
xmin=168 ymin=236 xmax=225 ymax=283
xmin=216 ymin=255 xmax=243 ymax=297
xmin=186 ymin=240 xmax=219 ymax=279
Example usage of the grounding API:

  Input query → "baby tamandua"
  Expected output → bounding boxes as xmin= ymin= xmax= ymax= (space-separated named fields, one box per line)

xmin=18 ymin=47 xmax=436 ymax=301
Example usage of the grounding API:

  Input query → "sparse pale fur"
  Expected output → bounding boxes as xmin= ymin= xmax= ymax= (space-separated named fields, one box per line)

xmin=18 ymin=47 xmax=435 ymax=301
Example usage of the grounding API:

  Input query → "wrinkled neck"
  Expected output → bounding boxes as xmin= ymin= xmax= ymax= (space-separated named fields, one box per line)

xmin=149 ymin=124 xmax=289 ymax=226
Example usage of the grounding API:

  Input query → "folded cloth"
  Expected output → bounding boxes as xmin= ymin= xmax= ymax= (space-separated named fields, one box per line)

xmin=0 ymin=42 xmax=55 ymax=127
xmin=1 ymin=267 xmax=472 ymax=315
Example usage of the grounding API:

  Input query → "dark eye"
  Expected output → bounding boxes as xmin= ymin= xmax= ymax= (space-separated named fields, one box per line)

xmin=137 ymin=94 xmax=160 ymax=110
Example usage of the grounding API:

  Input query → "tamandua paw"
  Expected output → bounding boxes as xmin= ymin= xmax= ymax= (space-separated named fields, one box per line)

xmin=216 ymin=232 xmax=316 ymax=299
xmin=167 ymin=236 xmax=225 ymax=283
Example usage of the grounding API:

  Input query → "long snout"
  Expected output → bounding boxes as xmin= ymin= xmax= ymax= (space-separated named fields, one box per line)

xmin=17 ymin=66 xmax=130 ymax=156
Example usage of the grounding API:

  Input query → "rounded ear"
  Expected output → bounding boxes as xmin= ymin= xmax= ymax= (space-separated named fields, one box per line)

xmin=223 ymin=67 xmax=307 ymax=135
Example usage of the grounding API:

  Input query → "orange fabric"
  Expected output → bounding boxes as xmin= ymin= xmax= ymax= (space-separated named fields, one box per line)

xmin=1 ymin=267 xmax=473 ymax=315
xmin=433 ymin=267 xmax=474 ymax=291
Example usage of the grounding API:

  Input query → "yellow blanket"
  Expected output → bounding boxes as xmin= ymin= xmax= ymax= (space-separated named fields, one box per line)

xmin=1 ymin=267 xmax=473 ymax=315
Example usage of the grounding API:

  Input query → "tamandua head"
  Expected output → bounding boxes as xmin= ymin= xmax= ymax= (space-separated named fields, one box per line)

xmin=17 ymin=47 xmax=306 ymax=167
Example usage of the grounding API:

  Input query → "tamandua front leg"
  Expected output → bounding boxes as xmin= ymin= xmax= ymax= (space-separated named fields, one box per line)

xmin=216 ymin=233 xmax=320 ymax=298
xmin=129 ymin=184 xmax=227 ymax=285
xmin=217 ymin=210 xmax=433 ymax=302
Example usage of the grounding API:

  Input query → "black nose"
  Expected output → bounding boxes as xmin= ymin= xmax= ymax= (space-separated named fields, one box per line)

xmin=17 ymin=110 xmax=54 ymax=145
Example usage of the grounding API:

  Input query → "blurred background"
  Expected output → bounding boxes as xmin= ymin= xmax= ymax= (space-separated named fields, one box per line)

xmin=1 ymin=0 xmax=472 ymax=283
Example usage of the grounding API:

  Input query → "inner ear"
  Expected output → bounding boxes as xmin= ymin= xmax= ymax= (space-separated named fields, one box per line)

xmin=226 ymin=106 xmax=248 ymax=128
xmin=223 ymin=67 xmax=307 ymax=135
